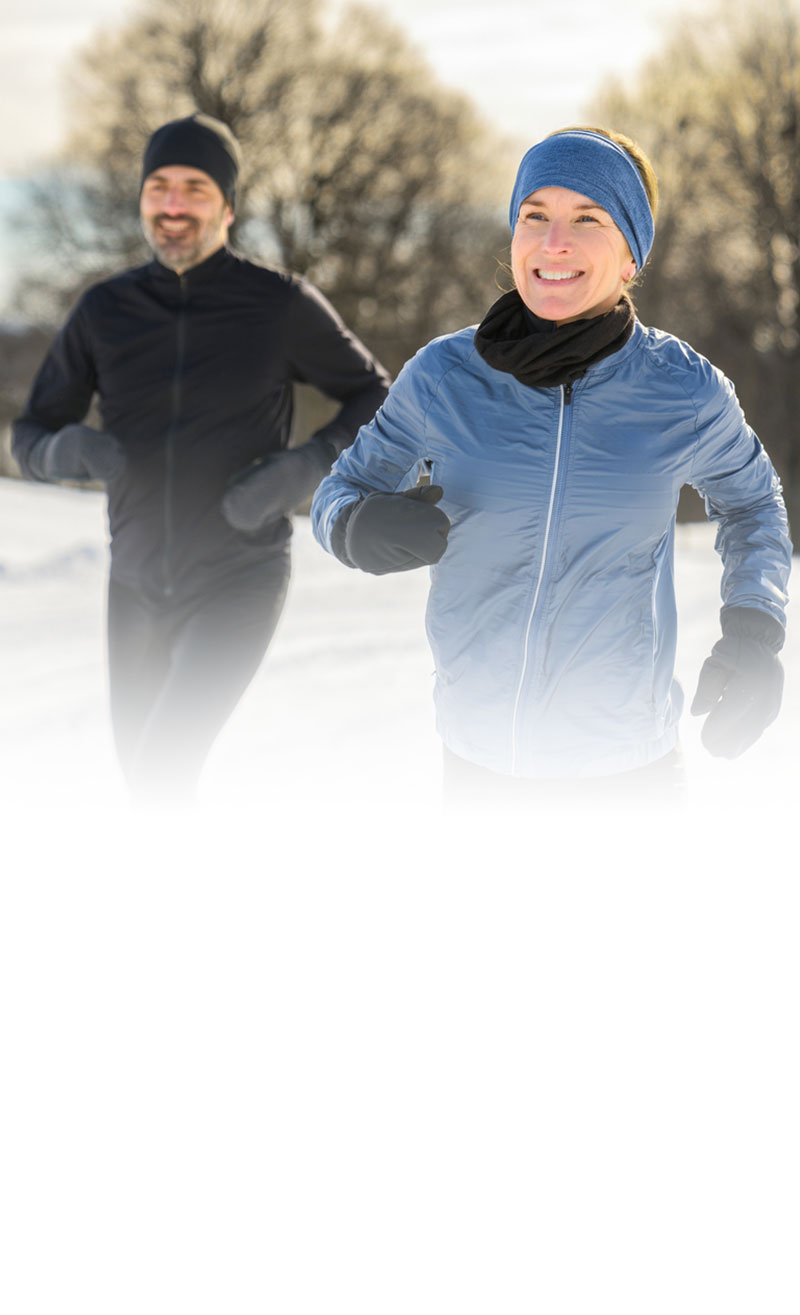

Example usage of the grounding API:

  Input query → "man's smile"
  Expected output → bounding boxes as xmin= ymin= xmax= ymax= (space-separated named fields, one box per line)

xmin=155 ymin=216 xmax=197 ymax=237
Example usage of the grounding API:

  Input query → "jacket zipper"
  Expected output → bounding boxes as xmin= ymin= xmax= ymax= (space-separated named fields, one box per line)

xmin=509 ymin=382 xmax=572 ymax=773
xmin=162 ymin=275 xmax=188 ymax=596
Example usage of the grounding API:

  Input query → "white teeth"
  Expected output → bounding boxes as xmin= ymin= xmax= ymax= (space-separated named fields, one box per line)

xmin=537 ymin=270 xmax=581 ymax=282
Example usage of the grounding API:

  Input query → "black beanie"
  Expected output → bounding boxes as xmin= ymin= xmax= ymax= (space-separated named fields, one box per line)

xmin=141 ymin=113 xmax=241 ymax=207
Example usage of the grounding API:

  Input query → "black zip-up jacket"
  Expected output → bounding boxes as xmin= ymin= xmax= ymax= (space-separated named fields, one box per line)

xmin=13 ymin=247 xmax=390 ymax=602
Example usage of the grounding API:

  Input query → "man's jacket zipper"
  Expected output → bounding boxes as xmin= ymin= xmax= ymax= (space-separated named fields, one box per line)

xmin=162 ymin=275 xmax=188 ymax=596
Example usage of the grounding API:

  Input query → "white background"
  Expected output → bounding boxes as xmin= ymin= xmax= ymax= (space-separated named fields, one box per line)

xmin=0 ymin=478 xmax=798 ymax=1313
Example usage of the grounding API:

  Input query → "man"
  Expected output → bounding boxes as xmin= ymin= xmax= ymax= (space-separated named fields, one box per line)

xmin=13 ymin=113 xmax=390 ymax=805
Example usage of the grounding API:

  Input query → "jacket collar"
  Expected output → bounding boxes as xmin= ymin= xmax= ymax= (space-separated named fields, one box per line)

xmin=147 ymin=243 xmax=235 ymax=286
xmin=474 ymin=290 xmax=636 ymax=390
xmin=577 ymin=318 xmax=644 ymax=384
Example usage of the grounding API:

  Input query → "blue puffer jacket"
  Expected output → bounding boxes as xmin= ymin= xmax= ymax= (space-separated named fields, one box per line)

xmin=312 ymin=321 xmax=792 ymax=778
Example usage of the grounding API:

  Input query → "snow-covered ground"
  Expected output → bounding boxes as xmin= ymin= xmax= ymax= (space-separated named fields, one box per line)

xmin=1 ymin=473 xmax=797 ymax=888
xmin=1 ymin=476 xmax=796 ymax=842
xmin=1 ymin=476 xmax=798 ymax=1314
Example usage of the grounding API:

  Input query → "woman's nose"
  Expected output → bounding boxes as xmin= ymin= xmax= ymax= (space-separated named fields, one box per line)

xmin=541 ymin=220 xmax=571 ymax=252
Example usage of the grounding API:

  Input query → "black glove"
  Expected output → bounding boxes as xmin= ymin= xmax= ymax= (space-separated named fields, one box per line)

xmin=222 ymin=436 xmax=335 ymax=533
xmin=691 ymin=605 xmax=785 ymax=758
xmin=333 ymin=484 xmax=450 ymax=574
xmin=29 ymin=423 xmax=126 ymax=483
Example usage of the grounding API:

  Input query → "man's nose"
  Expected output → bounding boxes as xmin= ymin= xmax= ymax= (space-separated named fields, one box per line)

xmin=162 ymin=189 xmax=187 ymax=213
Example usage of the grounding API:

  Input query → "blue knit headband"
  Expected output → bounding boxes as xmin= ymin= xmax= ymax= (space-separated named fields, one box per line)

xmin=509 ymin=130 xmax=654 ymax=270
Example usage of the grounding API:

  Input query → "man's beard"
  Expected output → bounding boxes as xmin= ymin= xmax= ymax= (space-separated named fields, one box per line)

xmin=144 ymin=214 xmax=207 ymax=271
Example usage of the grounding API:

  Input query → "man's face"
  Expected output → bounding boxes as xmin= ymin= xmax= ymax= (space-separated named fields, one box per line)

xmin=140 ymin=165 xmax=233 ymax=273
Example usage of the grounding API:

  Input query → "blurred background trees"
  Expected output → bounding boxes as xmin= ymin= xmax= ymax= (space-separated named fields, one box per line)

xmin=2 ymin=0 xmax=799 ymax=534
xmin=591 ymin=0 xmax=800 ymax=529
xmin=11 ymin=0 xmax=512 ymax=376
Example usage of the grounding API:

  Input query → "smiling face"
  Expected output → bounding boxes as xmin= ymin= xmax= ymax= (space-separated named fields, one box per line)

xmin=140 ymin=165 xmax=234 ymax=273
xmin=511 ymin=186 xmax=636 ymax=325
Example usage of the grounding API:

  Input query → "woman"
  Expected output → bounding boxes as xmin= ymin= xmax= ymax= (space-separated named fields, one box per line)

xmin=311 ymin=128 xmax=791 ymax=806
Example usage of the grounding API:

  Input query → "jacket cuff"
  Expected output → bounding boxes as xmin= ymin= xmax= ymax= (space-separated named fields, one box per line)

xmin=26 ymin=434 xmax=55 ymax=482
xmin=306 ymin=433 xmax=338 ymax=470
xmin=330 ymin=499 xmax=360 ymax=567
xmin=310 ymin=426 xmax=349 ymax=462
xmin=720 ymin=605 xmax=786 ymax=653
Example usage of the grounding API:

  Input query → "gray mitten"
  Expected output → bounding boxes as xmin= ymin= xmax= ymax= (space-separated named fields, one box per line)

xmin=222 ymin=436 xmax=335 ymax=533
xmin=691 ymin=606 xmax=785 ymax=758
xmin=29 ymin=423 xmax=126 ymax=483
xmin=333 ymin=485 xmax=450 ymax=574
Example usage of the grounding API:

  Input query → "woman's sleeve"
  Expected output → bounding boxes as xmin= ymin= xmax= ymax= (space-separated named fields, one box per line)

xmin=688 ymin=366 xmax=792 ymax=627
xmin=311 ymin=350 xmax=434 ymax=554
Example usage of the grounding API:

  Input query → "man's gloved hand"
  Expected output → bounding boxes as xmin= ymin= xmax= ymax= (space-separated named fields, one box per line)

xmin=691 ymin=605 xmax=785 ymax=758
xmin=29 ymin=423 xmax=126 ymax=483
xmin=334 ymin=484 xmax=450 ymax=574
xmin=222 ymin=436 xmax=335 ymax=533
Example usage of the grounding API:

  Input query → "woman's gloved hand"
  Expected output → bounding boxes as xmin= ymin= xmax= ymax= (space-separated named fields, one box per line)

xmin=691 ymin=605 xmax=785 ymax=758
xmin=333 ymin=484 xmax=450 ymax=574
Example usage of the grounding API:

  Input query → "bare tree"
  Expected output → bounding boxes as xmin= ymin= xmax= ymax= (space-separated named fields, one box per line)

xmin=13 ymin=0 xmax=512 ymax=374
xmin=591 ymin=0 xmax=800 ymax=531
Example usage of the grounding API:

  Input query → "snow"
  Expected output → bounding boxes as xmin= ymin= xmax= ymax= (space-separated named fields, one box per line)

xmin=1 ymin=475 xmax=798 ymax=1314
xmin=1 ymin=475 xmax=796 ymax=842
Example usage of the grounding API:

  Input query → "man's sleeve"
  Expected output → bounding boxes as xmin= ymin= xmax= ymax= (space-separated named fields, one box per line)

xmin=689 ymin=365 xmax=792 ymax=628
xmin=12 ymin=301 xmax=97 ymax=480
xmin=283 ymin=279 xmax=391 ymax=456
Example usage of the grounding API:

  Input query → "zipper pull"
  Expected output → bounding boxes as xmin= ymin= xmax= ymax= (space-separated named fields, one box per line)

xmin=564 ymin=382 xmax=573 ymax=405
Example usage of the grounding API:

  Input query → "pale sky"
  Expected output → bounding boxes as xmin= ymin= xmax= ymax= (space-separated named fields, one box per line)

xmin=0 ymin=0 xmax=698 ymax=174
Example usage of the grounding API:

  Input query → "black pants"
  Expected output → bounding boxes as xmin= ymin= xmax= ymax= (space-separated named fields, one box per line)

xmin=107 ymin=554 xmax=291 ymax=804
xmin=442 ymin=744 xmax=686 ymax=814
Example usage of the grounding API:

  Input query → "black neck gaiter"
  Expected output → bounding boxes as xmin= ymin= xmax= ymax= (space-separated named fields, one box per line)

xmin=474 ymin=290 xmax=635 ymax=389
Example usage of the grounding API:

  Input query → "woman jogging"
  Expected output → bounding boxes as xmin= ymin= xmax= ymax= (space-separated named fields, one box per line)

xmin=311 ymin=127 xmax=791 ymax=807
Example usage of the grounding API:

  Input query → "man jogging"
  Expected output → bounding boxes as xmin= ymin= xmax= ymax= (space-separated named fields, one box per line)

xmin=13 ymin=113 xmax=390 ymax=806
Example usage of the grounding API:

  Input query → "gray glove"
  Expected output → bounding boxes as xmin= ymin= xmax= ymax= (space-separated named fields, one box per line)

xmin=29 ymin=423 xmax=126 ymax=483
xmin=222 ymin=436 xmax=335 ymax=533
xmin=333 ymin=484 xmax=450 ymax=574
xmin=691 ymin=605 xmax=785 ymax=758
